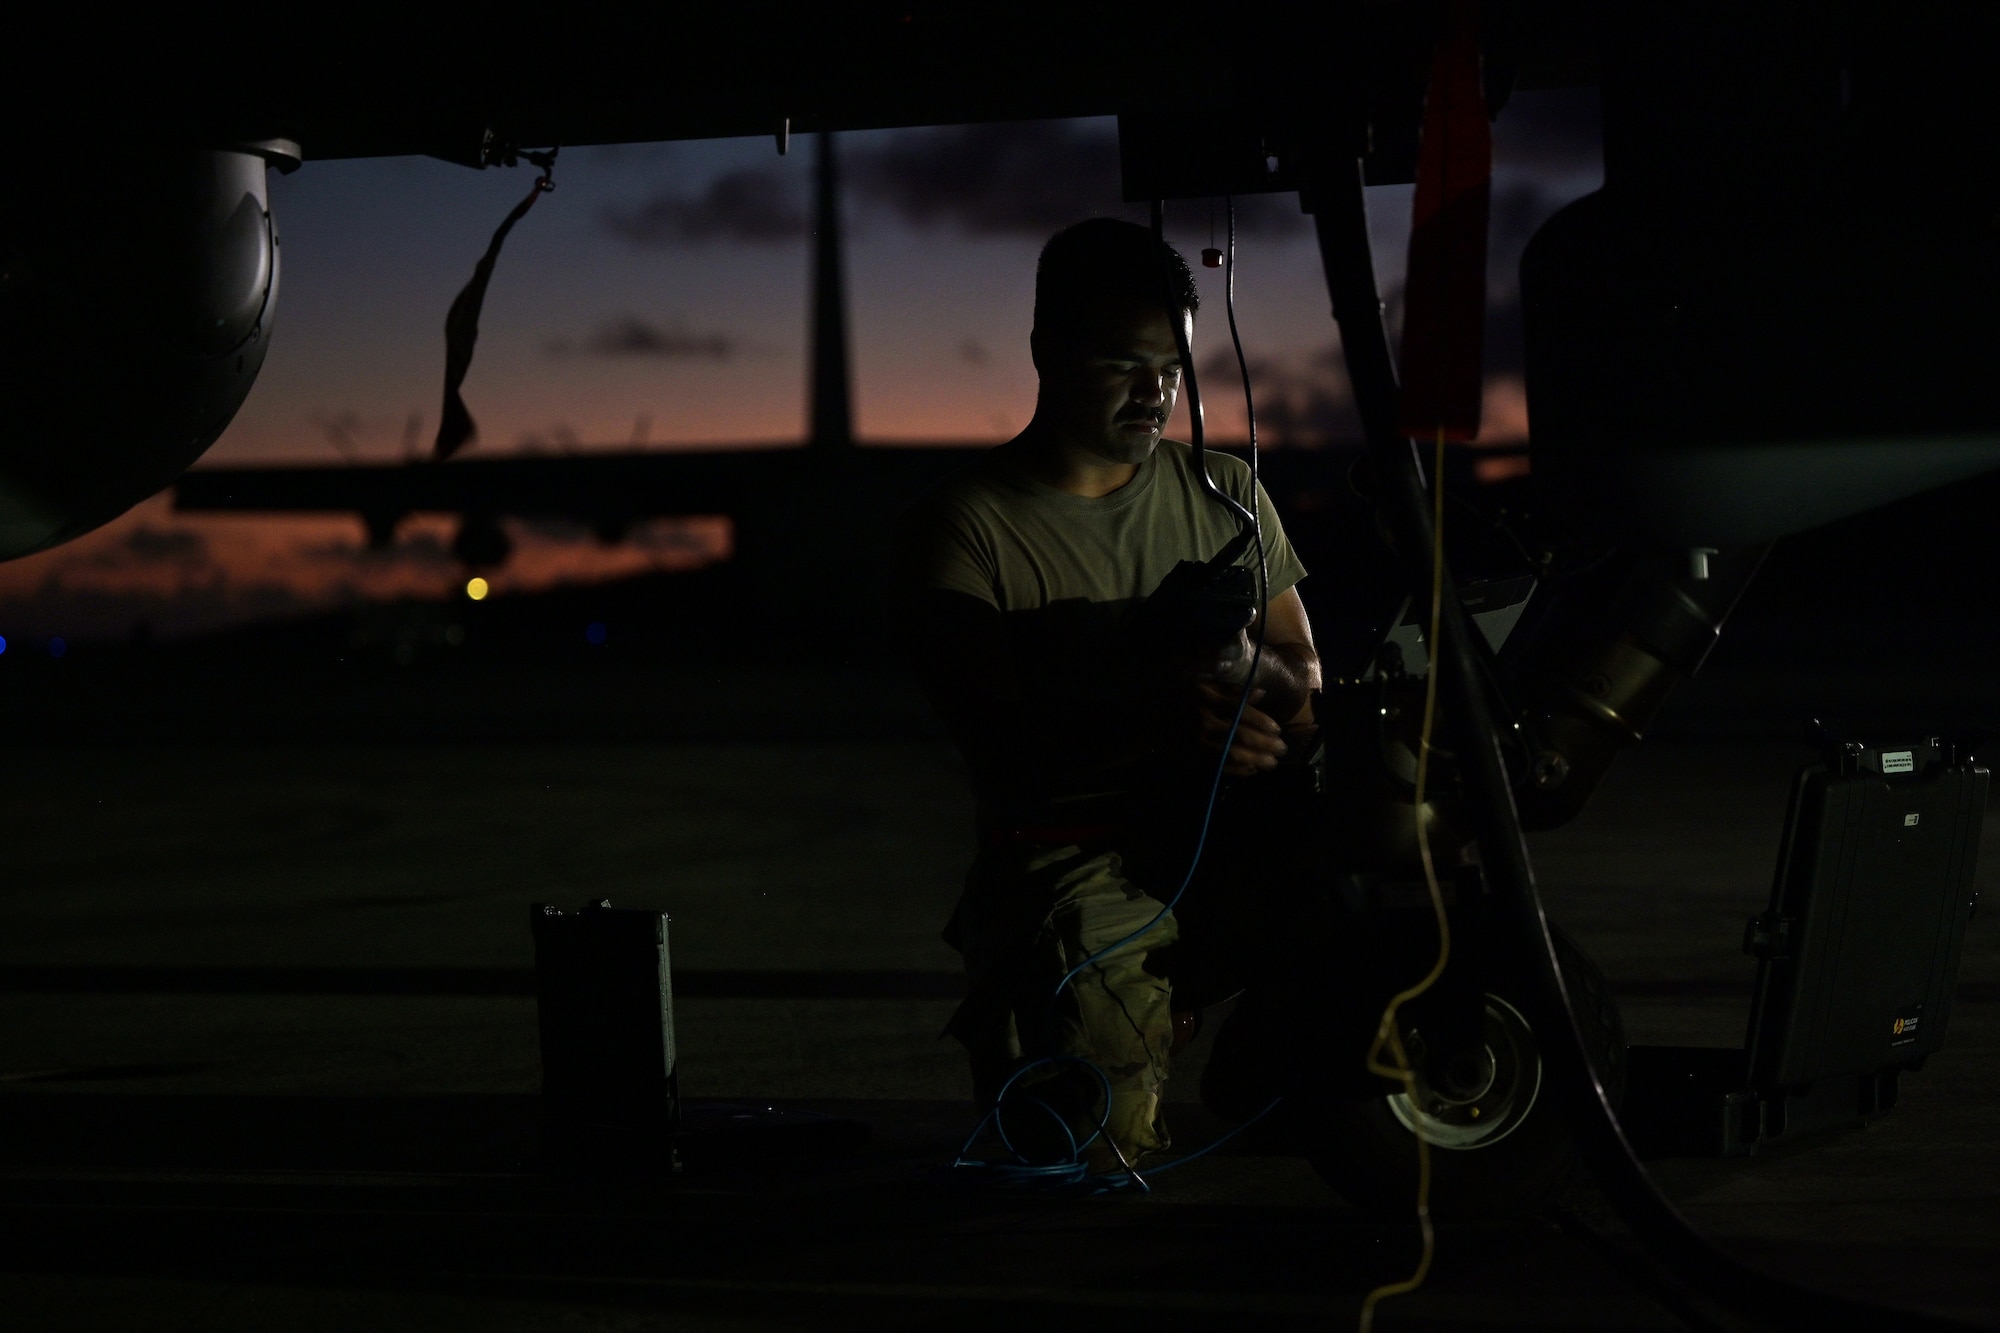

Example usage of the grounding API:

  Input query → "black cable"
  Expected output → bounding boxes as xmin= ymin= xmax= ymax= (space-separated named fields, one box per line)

xmin=1225 ymin=198 xmax=1264 ymax=550
xmin=1224 ymin=193 xmax=1276 ymax=793
xmin=1152 ymin=201 xmax=1255 ymax=533
xmin=1302 ymin=149 xmax=1981 ymax=1333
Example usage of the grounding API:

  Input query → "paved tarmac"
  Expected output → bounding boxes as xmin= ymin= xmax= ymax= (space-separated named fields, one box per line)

xmin=0 ymin=733 xmax=1993 ymax=1330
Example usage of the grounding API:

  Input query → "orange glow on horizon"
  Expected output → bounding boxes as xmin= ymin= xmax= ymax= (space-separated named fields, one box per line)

xmin=3 ymin=365 xmax=1532 ymax=639
xmin=0 ymin=497 xmax=730 ymax=641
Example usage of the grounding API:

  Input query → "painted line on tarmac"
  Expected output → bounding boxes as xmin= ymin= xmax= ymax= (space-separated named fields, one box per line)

xmin=0 ymin=965 xmax=963 ymax=999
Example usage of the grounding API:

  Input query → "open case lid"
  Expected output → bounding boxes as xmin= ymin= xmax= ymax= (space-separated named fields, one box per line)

xmin=1744 ymin=739 xmax=1987 ymax=1093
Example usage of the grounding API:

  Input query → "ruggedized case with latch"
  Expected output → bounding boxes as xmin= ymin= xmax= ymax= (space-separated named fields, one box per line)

xmin=1621 ymin=737 xmax=1986 ymax=1158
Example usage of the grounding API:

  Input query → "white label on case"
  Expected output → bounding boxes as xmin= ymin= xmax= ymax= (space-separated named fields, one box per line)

xmin=1905 ymin=813 xmax=1921 ymax=827
xmin=1882 ymin=751 xmax=1915 ymax=774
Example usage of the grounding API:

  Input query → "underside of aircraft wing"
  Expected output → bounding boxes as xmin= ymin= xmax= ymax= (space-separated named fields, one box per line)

xmin=172 ymin=446 xmax=983 ymax=541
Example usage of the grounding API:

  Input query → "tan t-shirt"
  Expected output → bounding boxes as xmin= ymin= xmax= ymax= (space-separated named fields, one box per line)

xmin=898 ymin=438 xmax=1307 ymax=825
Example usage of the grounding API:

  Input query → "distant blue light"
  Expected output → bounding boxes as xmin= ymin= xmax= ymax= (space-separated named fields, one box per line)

xmin=48 ymin=636 xmax=66 ymax=659
xmin=585 ymin=621 xmax=608 ymax=646
xmin=0 ymin=635 xmax=7 ymax=654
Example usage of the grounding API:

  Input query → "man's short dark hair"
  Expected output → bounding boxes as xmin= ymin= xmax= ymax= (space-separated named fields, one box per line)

xmin=1033 ymin=218 xmax=1199 ymax=344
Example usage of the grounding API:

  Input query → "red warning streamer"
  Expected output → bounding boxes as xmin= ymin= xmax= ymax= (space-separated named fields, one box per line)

xmin=1397 ymin=0 xmax=1493 ymax=443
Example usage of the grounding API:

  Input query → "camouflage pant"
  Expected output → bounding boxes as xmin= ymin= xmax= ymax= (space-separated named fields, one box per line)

xmin=943 ymin=840 xmax=1179 ymax=1163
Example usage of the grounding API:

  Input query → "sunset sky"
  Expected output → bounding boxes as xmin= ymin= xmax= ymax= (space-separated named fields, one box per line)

xmin=0 ymin=93 xmax=1599 ymax=642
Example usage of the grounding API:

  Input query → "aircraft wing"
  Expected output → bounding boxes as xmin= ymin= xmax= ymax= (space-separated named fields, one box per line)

xmin=172 ymin=445 xmax=986 ymax=544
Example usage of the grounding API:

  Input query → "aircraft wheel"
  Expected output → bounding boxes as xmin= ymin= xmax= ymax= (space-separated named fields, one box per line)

xmin=1306 ymin=926 xmax=1625 ymax=1220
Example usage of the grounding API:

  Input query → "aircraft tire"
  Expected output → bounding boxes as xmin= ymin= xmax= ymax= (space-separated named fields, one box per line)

xmin=1305 ymin=924 xmax=1626 ymax=1221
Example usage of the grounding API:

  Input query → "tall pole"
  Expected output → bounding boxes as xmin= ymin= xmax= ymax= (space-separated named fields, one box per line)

xmin=809 ymin=130 xmax=854 ymax=454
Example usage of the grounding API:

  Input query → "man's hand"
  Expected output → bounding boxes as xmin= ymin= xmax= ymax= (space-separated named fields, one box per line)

xmin=1190 ymin=628 xmax=1255 ymax=687
xmin=1182 ymin=584 xmax=1321 ymax=776
xmin=1195 ymin=680 xmax=1288 ymax=776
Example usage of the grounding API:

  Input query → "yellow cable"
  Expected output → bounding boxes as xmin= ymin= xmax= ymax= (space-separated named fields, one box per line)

xmin=1358 ymin=428 xmax=1453 ymax=1333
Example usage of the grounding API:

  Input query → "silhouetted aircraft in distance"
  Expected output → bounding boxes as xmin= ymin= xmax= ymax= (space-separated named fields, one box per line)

xmin=170 ymin=133 xmax=999 ymax=571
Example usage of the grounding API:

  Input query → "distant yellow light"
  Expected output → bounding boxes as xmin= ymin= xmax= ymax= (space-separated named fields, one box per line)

xmin=465 ymin=577 xmax=490 ymax=601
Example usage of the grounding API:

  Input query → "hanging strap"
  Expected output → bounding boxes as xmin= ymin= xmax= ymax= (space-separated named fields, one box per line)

xmin=435 ymin=156 xmax=556 ymax=460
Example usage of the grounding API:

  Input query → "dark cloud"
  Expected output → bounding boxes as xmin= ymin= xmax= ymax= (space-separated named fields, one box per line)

xmin=1198 ymin=345 xmax=1360 ymax=446
xmin=1197 ymin=328 xmax=1532 ymax=446
xmin=1258 ymin=276 xmax=1524 ymax=394
xmin=847 ymin=121 xmax=1308 ymax=240
xmin=848 ymin=121 xmax=1125 ymax=236
xmin=547 ymin=316 xmax=737 ymax=360
xmin=601 ymin=168 xmax=808 ymax=246
xmin=958 ymin=338 xmax=989 ymax=365
xmin=597 ymin=122 xmax=1311 ymax=251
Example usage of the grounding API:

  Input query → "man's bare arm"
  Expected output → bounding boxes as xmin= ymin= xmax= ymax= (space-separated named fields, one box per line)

xmin=1241 ymin=586 xmax=1320 ymax=725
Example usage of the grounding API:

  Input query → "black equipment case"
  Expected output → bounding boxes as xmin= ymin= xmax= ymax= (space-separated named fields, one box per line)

xmin=1621 ymin=737 xmax=1987 ymax=1158
xmin=530 ymin=899 xmax=679 ymax=1166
